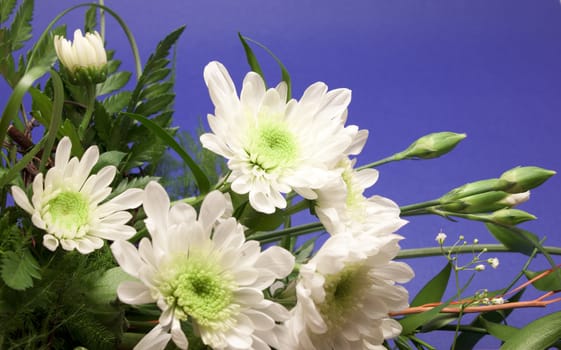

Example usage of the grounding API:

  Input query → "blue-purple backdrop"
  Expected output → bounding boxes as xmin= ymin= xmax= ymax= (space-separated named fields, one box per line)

xmin=5 ymin=0 xmax=561 ymax=348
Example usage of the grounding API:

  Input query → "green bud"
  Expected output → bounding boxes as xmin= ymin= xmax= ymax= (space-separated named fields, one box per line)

xmin=488 ymin=208 xmax=536 ymax=226
xmin=500 ymin=166 xmax=556 ymax=193
xmin=440 ymin=178 xmax=511 ymax=202
xmin=397 ymin=132 xmax=467 ymax=160
xmin=440 ymin=191 xmax=509 ymax=213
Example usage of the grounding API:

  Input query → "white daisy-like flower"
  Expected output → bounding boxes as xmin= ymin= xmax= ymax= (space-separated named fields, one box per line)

xmin=54 ymin=29 xmax=108 ymax=84
xmin=200 ymin=61 xmax=358 ymax=214
xmin=315 ymin=157 xmax=406 ymax=236
xmin=286 ymin=233 xmax=414 ymax=349
xmin=11 ymin=137 xmax=143 ymax=254
xmin=111 ymin=181 xmax=295 ymax=350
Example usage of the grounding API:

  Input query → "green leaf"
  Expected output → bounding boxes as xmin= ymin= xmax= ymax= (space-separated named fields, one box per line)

xmin=134 ymin=93 xmax=175 ymax=116
xmin=1 ymin=249 xmax=41 ymax=290
xmin=29 ymin=86 xmax=53 ymax=125
xmin=7 ymin=0 xmax=33 ymax=51
xmin=139 ymin=81 xmax=173 ymax=100
xmin=122 ymin=112 xmax=210 ymax=194
xmin=485 ymin=223 xmax=540 ymax=256
xmin=25 ymin=25 xmax=65 ymax=72
xmin=108 ymin=175 xmax=157 ymax=201
xmin=0 ymin=0 xmax=18 ymax=24
xmin=479 ymin=317 xmax=518 ymax=342
xmin=411 ymin=262 xmax=452 ymax=307
xmin=420 ymin=314 xmax=457 ymax=332
xmin=84 ymin=5 xmax=97 ymax=33
xmin=524 ymin=268 xmax=561 ymax=292
xmin=0 ymin=136 xmax=46 ymax=187
xmin=238 ymin=32 xmax=265 ymax=81
xmin=97 ymin=71 xmax=131 ymax=96
xmin=59 ymin=119 xmax=84 ymax=156
xmin=102 ymin=91 xmax=132 ymax=114
xmin=91 ymin=150 xmax=127 ymax=174
xmin=294 ymin=237 xmax=317 ymax=264
xmin=87 ymin=267 xmax=136 ymax=305
xmin=500 ymin=311 xmax=561 ymax=350
xmin=239 ymin=206 xmax=285 ymax=232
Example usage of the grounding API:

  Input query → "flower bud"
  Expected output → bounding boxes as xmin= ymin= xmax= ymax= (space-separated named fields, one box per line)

xmin=440 ymin=179 xmax=510 ymax=202
xmin=500 ymin=166 xmax=556 ymax=194
xmin=487 ymin=257 xmax=499 ymax=269
xmin=475 ymin=264 xmax=485 ymax=271
xmin=435 ymin=231 xmax=447 ymax=245
xmin=499 ymin=191 xmax=530 ymax=207
xmin=54 ymin=29 xmax=108 ymax=85
xmin=488 ymin=208 xmax=536 ymax=226
xmin=397 ymin=132 xmax=466 ymax=160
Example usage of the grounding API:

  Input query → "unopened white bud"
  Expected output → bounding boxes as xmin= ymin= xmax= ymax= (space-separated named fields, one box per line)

xmin=475 ymin=264 xmax=486 ymax=271
xmin=488 ymin=257 xmax=499 ymax=269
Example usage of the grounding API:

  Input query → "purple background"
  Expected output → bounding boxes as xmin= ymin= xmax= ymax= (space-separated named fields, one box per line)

xmin=5 ymin=0 xmax=561 ymax=348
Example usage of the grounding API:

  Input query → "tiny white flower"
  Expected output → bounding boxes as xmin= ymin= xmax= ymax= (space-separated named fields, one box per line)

xmin=200 ymin=61 xmax=357 ymax=214
xmin=491 ymin=297 xmax=506 ymax=305
xmin=54 ymin=29 xmax=108 ymax=84
xmin=488 ymin=257 xmax=500 ymax=269
xmin=286 ymin=233 xmax=413 ymax=349
xmin=111 ymin=182 xmax=295 ymax=350
xmin=435 ymin=231 xmax=447 ymax=245
xmin=475 ymin=264 xmax=486 ymax=271
xmin=11 ymin=137 xmax=143 ymax=254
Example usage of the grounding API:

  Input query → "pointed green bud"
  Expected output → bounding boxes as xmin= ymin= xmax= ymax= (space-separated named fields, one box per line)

xmin=488 ymin=208 xmax=536 ymax=226
xmin=500 ymin=166 xmax=556 ymax=193
xmin=397 ymin=132 xmax=466 ymax=160
xmin=440 ymin=191 xmax=509 ymax=213
xmin=440 ymin=178 xmax=511 ymax=202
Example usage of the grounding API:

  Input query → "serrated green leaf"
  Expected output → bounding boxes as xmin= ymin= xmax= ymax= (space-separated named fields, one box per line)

xmin=1 ymin=249 xmax=41 ymax=290
xmin=59 ymin=119 xmax=84 ymax=156
xmin=524 ymin=269 xmax=561 ymax=291
xmin=134 ymin=93 xmax=174 ymax=116
xmin=102 ymin=91 xmax=132 ymax=114
xmin=139 ymin=81 xmax=173 ymax=100
xmin=485 ymin=223 xmax=540 ymax=256
xmin=500 ymin=311 xmax=561 ymax=350
xmin=26 ymin=25 xmax=65 ymax=72
xmin=0 ymin=0 xmax=18 ymax=24
xmin=109 ymin=175 xmax=157 ymax=200
xmin=91 ymin=150 xmax=127 ymax=174
xmin=97 ymin=71 xmax=131 ymax=96
xmin=411 ymin=262 xmax=452 ymax=307
xmin=136 ymin=67 xmax=170 ymax=87
xmin=7 ymin=0 xmax=33 ymax=51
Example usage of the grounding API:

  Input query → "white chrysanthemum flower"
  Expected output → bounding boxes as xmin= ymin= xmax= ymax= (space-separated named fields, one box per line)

xmin=11 ymin=137 xmax=143 ymax=254
xmin=286 ymin=233 xmax=414 ymax=349
xmin=111 ymin=182 xmax=295 ymax=350
xmin=200 ymin=61 xmax=358 ymax=214
xmin=315 ymin=157 xmax=406 ymax=236
xmin=54 ymin=29 xmax=107 ymax=84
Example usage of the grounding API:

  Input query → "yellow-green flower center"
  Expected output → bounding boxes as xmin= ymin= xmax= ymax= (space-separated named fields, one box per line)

xmin=248 ymin=123 xmax=298 ymax=171
xmin=319 ymin=263 xmax=371 ymax=329
xmin=161 ymin=256 xmax=238 ymax=330
xmin=46 ymin=191 xmax=90 ymax=233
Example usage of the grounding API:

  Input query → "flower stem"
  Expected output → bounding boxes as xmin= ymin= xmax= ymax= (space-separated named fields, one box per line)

xmin=396 ymin=244 xmax=561 ymax=259
xmin=356 ymin=154 xmax=401 ymax=170
xmin=247 ymin=222 xmax=324 ymax=243
xmin=78 ymin=84 xmax=97 ymax=138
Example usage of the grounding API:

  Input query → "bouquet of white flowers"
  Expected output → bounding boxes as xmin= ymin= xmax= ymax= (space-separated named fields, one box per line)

xmin=1 ymin=1 xmax=560 ymax=349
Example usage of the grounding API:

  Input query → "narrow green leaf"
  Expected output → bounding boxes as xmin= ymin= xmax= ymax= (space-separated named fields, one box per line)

xmin=500 ymin=311 xmax=561 ymax=350
xmin=294 ymin=237 xmax=317 ymax=263
xmin=84 ymin=5 xmax=97 ymax=33
xmin=29 ymin=86 xmax=53 ymax=125
xmin=411 ymin=262 xmax=452 ymax=307
xmin=238 ymin=32 xmax=265 ymax=81
xmin=39 ymin=69 xmax=64 ymax=172
xmin=241 ymin=35 xmax=292 ymax=100
xmin=400 ymin=273 xmax=475 ymax=336
xmin=0 ymin=136 xmax=46 ymax=187
xmin=485 ymin=223 xmax=540 ymax=256
xmin=122 ymin=112 xmax=210 ymax=194
xmin=524 ymin=269 xmax=561 ymax=292
xmin=7 ymin=0 xmax=33 ymax=51
xmin=1 ymin=249 xmax=41 ymax=290
xmin=479 ymin=318 xmax=518 ymax=342
xmin=26 ymin=25 xmax=65 ymax=72
xmin=0 ymin=0 xmax=18 ymax=24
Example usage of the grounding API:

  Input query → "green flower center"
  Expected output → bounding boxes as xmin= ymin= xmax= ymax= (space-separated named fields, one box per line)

xmin=161 ymin=256 xmax=238 ymax=330
xmin=319 ymin=263 xmax=371 ymax=329
xmin=46 ymin=191 xmax=90 ymax=234
xmin=248 ymin=123 xmax=298 ymax=171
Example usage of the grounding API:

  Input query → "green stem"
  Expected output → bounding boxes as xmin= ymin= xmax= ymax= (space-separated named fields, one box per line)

xmin=400 ymin=200 xmax=442 ymax=215
xmin=78 ymin=84 xmax=97 ymax=138
xmin=284 ymin=199 xmax=310 ymax=216
xmin=247 ymin=222 xmax=324 ymax=243
xmin=99 ymin=0 xmax=106 ymax=41
xmin=396 ymin=244 xmax=561 ymax=259
xmin=356 ymin=153 xmax=402 ymax=170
